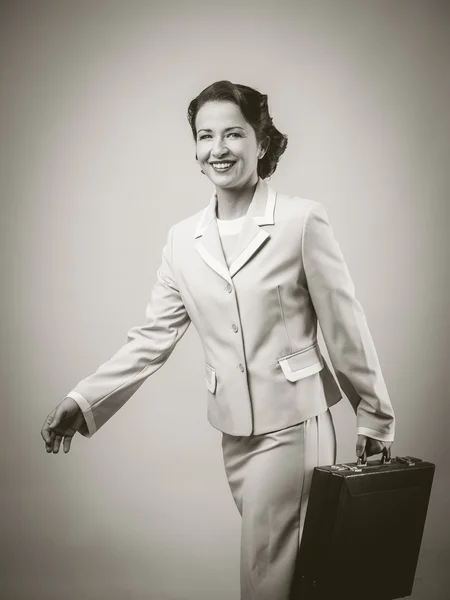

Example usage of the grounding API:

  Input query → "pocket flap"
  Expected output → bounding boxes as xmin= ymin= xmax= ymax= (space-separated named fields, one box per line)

xmin=205 ymin=363 xmax=217 ymax=393
xmin=278 ymin=343 xmax=324 ymax=382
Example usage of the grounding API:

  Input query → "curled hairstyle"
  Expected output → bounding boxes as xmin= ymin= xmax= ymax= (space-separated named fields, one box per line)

xmin=187 ymin=80 xmax=288 ymax=179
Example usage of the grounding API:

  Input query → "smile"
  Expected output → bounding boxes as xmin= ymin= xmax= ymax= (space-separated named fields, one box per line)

xmin=210 ymin=161 xmax=236 ymax=172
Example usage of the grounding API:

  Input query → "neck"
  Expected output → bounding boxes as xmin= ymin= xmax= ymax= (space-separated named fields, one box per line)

xmin=215 ymin=175 xmax=258 ymax=220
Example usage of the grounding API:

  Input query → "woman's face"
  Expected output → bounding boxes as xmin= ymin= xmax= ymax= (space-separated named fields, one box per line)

xmin=195 ymin=100 xmax=264 ymax=190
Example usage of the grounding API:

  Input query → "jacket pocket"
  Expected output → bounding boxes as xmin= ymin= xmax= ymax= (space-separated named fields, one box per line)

xmin=205 ymin=363 xmax=217 ymax=394
xmin=277 ymin=343 xmax=324 ymax=382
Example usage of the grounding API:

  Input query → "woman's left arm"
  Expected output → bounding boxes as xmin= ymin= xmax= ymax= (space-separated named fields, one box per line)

xmin=302 ymin=201 xmax=395 ymax=457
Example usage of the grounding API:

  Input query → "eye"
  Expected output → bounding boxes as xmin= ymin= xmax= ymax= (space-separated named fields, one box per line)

xmin=227 ymin=132 xmax=241 ymax=138
xmin=198 ymin=134 xmax=211 ymax=140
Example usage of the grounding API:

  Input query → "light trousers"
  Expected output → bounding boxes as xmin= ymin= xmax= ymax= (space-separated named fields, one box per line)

xmin=221 ymin=408 xmax=337 ymax=600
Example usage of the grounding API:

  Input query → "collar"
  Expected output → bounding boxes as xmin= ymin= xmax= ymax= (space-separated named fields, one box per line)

xmin=194 ymin=177 xmax=276 ymax=239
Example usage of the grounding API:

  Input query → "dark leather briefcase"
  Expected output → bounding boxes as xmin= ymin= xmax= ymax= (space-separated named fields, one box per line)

xmin=291 ymin=449 xmax=435 ymax=600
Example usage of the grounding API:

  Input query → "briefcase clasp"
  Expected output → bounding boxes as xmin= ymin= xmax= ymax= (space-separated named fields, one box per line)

xmin=341 ymin=463 xmax=363 ymax=472
xmin=396 ymin=456 xmax=416 ymax=466
xmin=331 ymin=464 xmax=362 ymax=472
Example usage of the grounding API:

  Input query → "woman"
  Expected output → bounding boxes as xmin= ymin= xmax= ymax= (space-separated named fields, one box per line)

xmin=41 ymin=80 xmax=395 ymax=600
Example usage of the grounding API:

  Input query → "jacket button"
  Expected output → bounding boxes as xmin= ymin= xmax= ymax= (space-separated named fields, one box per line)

xmin=226 ymin=283 xmax=233 ymax=293
xmin=239 ymin=363 xmax=245 ymax=372
xmin=232 ymin=324 xmax=238 ymax=333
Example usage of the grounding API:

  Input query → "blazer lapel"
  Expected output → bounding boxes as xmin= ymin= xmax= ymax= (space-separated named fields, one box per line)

xmin=194 ymin=177 xmax=276 ymax=283
xmin=195 ymin=217 xmax=232 ymax=285
xmin=228 ymin=178 xmax=275 ymax=277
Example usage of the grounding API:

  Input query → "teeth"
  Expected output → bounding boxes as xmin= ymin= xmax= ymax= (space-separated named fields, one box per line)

xmin=213 ymin=162 xmax=233 ymax=169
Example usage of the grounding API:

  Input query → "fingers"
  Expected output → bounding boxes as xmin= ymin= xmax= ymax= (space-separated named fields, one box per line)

xmin=45 ymin=433 xmax=73 ymax=454
xmin=53 ymin=435 xmax=62 ymax=453
xmin=356 ymin=434 xmax=367 ymax=457
xmin=356 ymin=435 xmax=392 ymax=459
xmin=366 ymin=438 xmax=384 ymax=457
xmin=42 ymin=405 xmax=74 ymax=454
xmin=364 ymin=438 xmax=391 ymax=457
xmin=45 ymin=430 xmax=56 ymax=453
xmin=42 ymin=414 xmax=57 ymax=453
xmin=41 ymin=414 xmax=55 ymax=445
xmin=63 ymin=435 xmax=73 ymax=454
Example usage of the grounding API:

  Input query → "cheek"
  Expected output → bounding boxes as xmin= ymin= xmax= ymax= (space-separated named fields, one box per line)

xmin=234 ymin=141 xmax=258 ymax=163
xmin=196 ymin=144 xmax=208 ymax=162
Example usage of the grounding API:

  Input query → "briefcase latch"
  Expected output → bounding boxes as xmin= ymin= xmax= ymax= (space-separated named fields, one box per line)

xmin=341 ymin=464 xmax=363 ymax=472
xmin=331 ymin=464 xmax=362 ymax=472
xmin=396 ymin=456 xmax=416 ymax=466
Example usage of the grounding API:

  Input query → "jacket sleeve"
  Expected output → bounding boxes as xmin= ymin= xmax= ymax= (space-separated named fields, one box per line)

xmin=302 ymin=201 xmax=395 ymax=442
xmin=66 ymin=225 xmax=191 ymax=438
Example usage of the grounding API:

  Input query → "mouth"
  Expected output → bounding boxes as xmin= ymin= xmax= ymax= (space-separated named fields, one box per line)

xmin=209 ymin=161 xmax=236 ymax=173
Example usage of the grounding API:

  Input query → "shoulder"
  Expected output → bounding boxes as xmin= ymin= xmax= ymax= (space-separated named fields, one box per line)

xmin=169 ymin=206 xmax=205 ymax=240
xmin=159 ymin=205 xmax=208 ymax=258
xmin=272 ymin=185 xmax=323 ymax=224
xmin=172 ymin=205 xmax=205 ymax=228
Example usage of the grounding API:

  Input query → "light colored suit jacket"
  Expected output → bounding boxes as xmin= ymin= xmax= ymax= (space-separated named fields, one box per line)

xmin=68 ymin=177 xmax=395 ymax=441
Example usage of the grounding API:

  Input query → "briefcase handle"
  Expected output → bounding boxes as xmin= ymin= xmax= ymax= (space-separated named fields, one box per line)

xmin=356 ymin=446 xmax=391 ymax=467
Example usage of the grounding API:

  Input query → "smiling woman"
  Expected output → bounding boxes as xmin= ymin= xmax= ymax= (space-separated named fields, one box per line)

xmin=42 ymin=79 xmax=395 ymax=600
xmin=188 ymin=80 xmax=288 ymax=219
xmin=195 ymin=101 xmax=264 ymax=213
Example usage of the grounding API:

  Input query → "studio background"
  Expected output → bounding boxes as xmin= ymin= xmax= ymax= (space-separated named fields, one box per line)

xmin=1 ymin=1 xmax=448 ymax=599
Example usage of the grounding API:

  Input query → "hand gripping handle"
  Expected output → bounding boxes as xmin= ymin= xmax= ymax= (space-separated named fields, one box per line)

xmin=356 ymin=446 xmax=392 ymax=467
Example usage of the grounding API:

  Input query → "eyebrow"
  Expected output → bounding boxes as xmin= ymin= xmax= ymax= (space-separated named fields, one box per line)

xmin=197 ymin=126 xmax=246 ymax=134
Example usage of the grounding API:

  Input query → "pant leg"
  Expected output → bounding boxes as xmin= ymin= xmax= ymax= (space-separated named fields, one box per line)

xmin=221 ymin=409 xmax=337 ymax=600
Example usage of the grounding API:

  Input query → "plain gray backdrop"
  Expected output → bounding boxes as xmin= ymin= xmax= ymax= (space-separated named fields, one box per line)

xmin=1 ymin=1 xmax=449 ymax=599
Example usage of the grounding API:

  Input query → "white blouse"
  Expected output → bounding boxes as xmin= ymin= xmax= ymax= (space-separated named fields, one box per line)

xmin=216 ymin=215 xmax=246 ymax=268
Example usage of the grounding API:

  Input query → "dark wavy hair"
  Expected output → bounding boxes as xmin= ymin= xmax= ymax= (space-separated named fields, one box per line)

xmin=187 ymin=80 xmax=288 ymax=179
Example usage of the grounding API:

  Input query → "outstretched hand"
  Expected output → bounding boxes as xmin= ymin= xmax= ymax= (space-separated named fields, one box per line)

xmin=41 ymin=397 xmax=88 ymax=454
xmin=356 ymin=434 xmax=392 ymax=459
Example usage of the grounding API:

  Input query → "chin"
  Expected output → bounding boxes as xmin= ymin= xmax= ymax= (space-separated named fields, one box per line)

xmin=205 ymin=165 xmax=242 ymax=186
xmin=212 ymin=173 xmax=243 ymax=188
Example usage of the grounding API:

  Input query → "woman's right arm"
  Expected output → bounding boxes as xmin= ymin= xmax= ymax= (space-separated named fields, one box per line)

xmin=41 ymin=225 xmax=191 ymax=452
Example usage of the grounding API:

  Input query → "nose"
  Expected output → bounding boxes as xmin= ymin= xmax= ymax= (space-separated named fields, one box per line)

xmin=211 ymin=137 xmax=229 ymax=158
